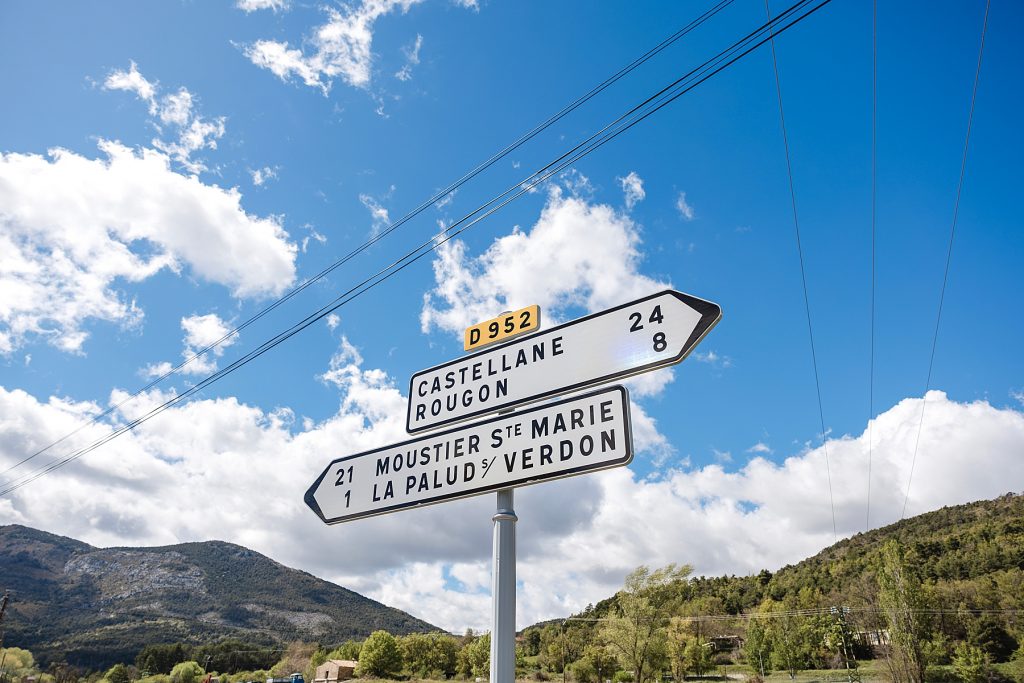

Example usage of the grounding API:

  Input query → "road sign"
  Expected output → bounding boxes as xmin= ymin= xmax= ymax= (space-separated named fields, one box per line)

xmin=407 ymin=289 xmax=720 ymax=434
xmin=464 ymin=304 xmax=541 ymax=351
xmin=305 ymin=385 xmax=632 ymax=525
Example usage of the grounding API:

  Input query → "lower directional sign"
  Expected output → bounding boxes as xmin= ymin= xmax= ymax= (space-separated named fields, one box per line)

xmin=305 ymin=385 xmax=632 ymax=524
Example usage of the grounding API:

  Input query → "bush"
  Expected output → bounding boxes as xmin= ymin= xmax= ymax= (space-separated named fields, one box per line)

xmin=105 ymin=664 xmax=131 ymax=683
xmin=170 ymin=661 xmax=205 ymax=683
xmin=611 ymin=671 xmax=633 ymax=683
xmin=953 ymin=643 xmax=994 ymax=683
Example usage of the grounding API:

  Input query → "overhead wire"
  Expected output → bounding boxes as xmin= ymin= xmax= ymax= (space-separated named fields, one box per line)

xmin=0 ymin=0 xmax=739 ymax=481
xmin=902 ymin=0 xmax=991 ymax=519
xmin=866 ymin=0 xmax=877 ymax=532
xmin=0 ymin=0 xmax=835 ymax=497
xmin=763 ymin=0 xmax=837 ymax=537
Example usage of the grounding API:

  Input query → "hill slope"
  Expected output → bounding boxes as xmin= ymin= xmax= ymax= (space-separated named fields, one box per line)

xmin=0 ymin=525 xmax=437 ymax=669
xmin=523 ymin=492 xmax=1024 ymax=673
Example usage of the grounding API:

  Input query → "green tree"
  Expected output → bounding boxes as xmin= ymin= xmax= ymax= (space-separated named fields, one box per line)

xmin=571 ymin=646 xmax=618 ymax=683
xmin=359 ymin=631 xmax=403 ymax=679
xmin=169 ymin=662 xmax=204 ymax=683
xmin=136 ymin=646 xmax=192 ymax=676
xmin=523 ymin=630 xmax=543 ymax=658
xmin=459 ymin=633 xmax=490 ymax=679
xmin=666 ymin=618 xmax=693 ymax=683
xmin=684 ymin=638 xmax=713 ymax=679
xmin=600 ymin=564 xmax=691 ymax=683
xmin=969 ymin=615 xmax=1018 ymax=663
xmin=327 ymin=641 xmax=363 ymax=662
xmin=743 ymin=619 xmax=773 ymax=679
xmin=105 ymin=664 xmax=131 ymax=683
xmin=0 ymin=648 xmax=36 ymax=678
xmin=454 ymin=633 xmax=491 ymax=679
xmin=195 ymin=641 xmax=279 ymax=675
xmin=877 ymin=541 xmax=930 ymax=683
xmin=402 ymin=633 xmax=459 ymax=678
xmin=952 ymin=643 xmax=993 ymax=683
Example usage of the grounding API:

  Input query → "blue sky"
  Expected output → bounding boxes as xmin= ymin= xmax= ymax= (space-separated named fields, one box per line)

xmin=1 ymin=0 xmax=1022 ymax=631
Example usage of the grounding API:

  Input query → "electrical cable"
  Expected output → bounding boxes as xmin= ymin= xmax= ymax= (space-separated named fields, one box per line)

xmin=0 ymin=0 xmax=835 ymax=497
xmin=866 ymin=0 xmax=877 ymax=532
xmin=763 ymin=0 xmax=837 ymax=537
xmin=902 ymin=0 xmax=990 ymax=519
xmin=0 ymin=0 xmax=738 ymax=481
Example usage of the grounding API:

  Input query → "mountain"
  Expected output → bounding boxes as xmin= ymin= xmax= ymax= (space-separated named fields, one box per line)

xmin=0 ymin=525 xmax=438 ymax=669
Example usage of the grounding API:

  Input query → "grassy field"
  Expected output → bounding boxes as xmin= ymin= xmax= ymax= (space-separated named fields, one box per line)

xmin=356 ymin=657 xmax=1024 ymax=683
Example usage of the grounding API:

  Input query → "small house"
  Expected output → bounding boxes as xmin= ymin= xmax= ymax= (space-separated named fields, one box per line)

xmin=315 ymin=660 xmax=358 ymax=683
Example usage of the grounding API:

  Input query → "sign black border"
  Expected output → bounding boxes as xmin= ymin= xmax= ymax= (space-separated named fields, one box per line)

xmin=406 ymin=289 xmax=720 ymax=434
xmin=306 ymin=385 xmax=633 ymax=525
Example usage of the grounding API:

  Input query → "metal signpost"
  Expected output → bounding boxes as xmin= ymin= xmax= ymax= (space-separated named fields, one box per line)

xmin=305 ymin=289 xmax=721 ymax=683
xmin=406 ymin=289 xmax=721 ymax=433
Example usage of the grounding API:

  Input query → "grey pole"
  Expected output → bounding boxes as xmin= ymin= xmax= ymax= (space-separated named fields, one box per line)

xmin=490 ymin=487 xmax=517 ymax=683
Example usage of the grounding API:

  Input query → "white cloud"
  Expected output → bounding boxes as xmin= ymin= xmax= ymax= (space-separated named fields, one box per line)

xmin=243 ymin=0 xmax=425 ymax=94
xmin=250 ymin=166 xmax=279 ymax=186
xmin=676 ymin=191 xmax=695 ymax=221
xmin=395 ymin=34 xmax=423 ymax=82
xmin=179 ymin=313 xmax=239 ymax=375
xmin=434 ymin=190 xmax=456 ymax=210
xmin=1 ymin=374 xmax=1021 ymax=634
xmin=420 ymin=180 xmax=669 ymax=337
xmin=236 ymin=0 xmax=290 ymax=12
xmin=559 ymin=169 xmax=593 ymax=198
xmin=301 ymin=227 xmax=328 ymax=253
xmin=103 ymin=61 xmax=156 ymax=103
xmin=326 ymin=313 xmax=341 ymax=331
xmin=142 ymin=312 xmax=241 ymax=378
xmin=0 ymin=141 xmax=296 ymax=354
xmin=1011 ymin=388 xmax=1024 ymax=406
xmin=692 ymin=350 xmax=731 ymax=368
xmin=618 ymin=171 xmax=645 ymax=210
xmin=747 ymin=441 xmax=773 ymax=455
xmin=104 ymin=64 xmax=226 ymax=174
xmin=359 ymin=192 xmax=392 ymax=236
xmin=141 ymin=361 xmax=174 ymax=380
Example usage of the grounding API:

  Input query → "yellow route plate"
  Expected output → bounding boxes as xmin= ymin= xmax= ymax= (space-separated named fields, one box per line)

xmin=464 ymin=304 xmax=541 ymax=351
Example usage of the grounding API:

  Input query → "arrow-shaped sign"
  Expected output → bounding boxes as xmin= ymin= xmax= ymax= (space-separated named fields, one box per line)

xmin=306 ymin=386 xmax=632 ymax=525
xmin=407 ymin=289 xmax=720 ymax=433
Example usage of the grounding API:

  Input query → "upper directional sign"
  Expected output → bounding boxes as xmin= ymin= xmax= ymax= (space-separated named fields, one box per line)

xmin=407 ymin=289 xmax=720 ymax=433
xmin=306 ymin=385 xmax=632 ymax=525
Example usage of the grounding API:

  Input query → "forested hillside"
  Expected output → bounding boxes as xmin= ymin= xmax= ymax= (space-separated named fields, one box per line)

xmin=522 ymin=493 xmax=1024 ymax=681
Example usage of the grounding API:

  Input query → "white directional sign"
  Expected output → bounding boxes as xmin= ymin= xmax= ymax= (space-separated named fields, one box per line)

xmin=407 ymin=289 xmax=720 ymax=434
xmin=305 ymin=386 xmax=632 ymax=525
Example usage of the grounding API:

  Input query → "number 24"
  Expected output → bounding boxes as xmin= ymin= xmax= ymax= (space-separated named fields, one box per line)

xmin=628 ymin=306 xmax=668 ymax=353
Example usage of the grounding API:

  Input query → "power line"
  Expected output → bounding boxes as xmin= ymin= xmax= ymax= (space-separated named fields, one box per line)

xmin=565 ymin=610 xmax=1019 ymax=626
xmin=0 ymin=0 xmax=835 ymax=497
xmin=902 ymin=0 xmax=990 ymax=520
xmin=763 ymin=0 xmax=837 ymax=537
xmin=0 ymin=0 xmax=739 ymax=482
xmin=866 ymin=0 xmax=877 ymax=532
xmin=0 ymin=0 xmax=833 ymax=496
